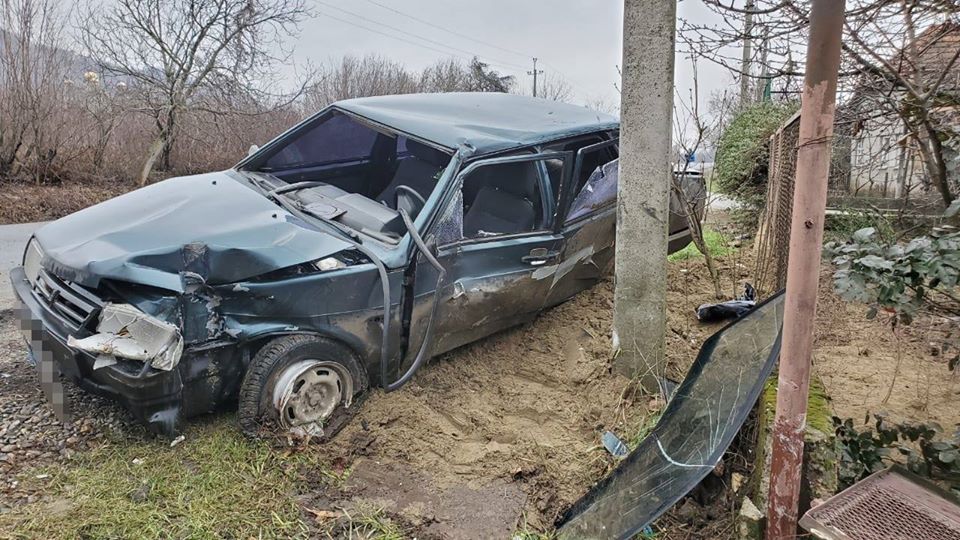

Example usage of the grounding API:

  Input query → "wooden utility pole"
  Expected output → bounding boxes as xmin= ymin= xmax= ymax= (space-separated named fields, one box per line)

xmin=528 ymin=57 xmax=543 ymax=97
xmin=765 ymin=0 xmax=845 ymax=538
xmin=612 ymin=0 xmax=675 ymax=387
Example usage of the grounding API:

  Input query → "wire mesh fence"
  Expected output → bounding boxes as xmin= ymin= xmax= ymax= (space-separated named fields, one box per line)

xmin=753 ymin=112 xmax=801 ymax=296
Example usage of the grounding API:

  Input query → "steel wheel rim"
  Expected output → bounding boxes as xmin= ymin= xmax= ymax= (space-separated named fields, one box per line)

xmin=272 ymin=359 xmax=351 ymax=435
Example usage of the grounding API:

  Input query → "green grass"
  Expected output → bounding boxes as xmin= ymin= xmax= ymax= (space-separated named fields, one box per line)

xmin=512 ymin=514 xmax=557 ymax=540
xmin=668 ymin=227 xmax=734 ymax=262
xmin=337 ymin=505 xmax=406 ymax=540
xmin=0 ymin=414 xmax=332 ymax=539
xmin=627 ymin=412 xmax=663 ymax=451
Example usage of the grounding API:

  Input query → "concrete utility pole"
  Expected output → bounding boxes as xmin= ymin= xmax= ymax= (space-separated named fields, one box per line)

xmin=612 ymin=0 xmax=675 ymax=387
xmin=765 ymin=0 xmax=845 ymax=538
xmin=528 ymin=57 xmax=543 ymax=97
xmin=739 ymin=0 xmax=755 ymax=106
xmin=755 ymin=26 xmax=771 ymax=102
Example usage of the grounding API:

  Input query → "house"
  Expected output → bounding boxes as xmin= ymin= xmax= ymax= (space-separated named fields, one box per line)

xmin=846 ymin=21 xmax=959 ymax=203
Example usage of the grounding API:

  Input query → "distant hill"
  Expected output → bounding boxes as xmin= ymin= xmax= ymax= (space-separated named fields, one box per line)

xmin=0 ymin=29 xmax=135 ymax=87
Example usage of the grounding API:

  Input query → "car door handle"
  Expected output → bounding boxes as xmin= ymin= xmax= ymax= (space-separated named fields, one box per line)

xmin=522 ymin=249 xmax=559 ymax=266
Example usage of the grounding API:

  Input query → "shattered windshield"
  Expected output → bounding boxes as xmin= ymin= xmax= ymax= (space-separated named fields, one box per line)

xmin=243 ymin=110 xmax=452 ymax=243
xmin=558 ymin=292 xmax=785 ymax=539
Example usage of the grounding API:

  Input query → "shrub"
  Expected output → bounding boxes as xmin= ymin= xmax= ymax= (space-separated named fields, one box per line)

xmin=825 ymin=226 xmax=960 ymax=324
xmin=834 ymin=413 xmax=960 ymax=493
xmin=826 ymin=226 xmax=960 ymax=369
xmin=713 ymin=101 xmax=798 ymax=227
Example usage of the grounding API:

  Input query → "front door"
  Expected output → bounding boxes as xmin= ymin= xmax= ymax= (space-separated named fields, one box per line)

xmin=407 ymin=152 xmax=570 ymax=357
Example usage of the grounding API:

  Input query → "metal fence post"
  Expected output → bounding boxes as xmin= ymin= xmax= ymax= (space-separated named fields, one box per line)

xmin=765 ymin=0 xmax=846 ymax=538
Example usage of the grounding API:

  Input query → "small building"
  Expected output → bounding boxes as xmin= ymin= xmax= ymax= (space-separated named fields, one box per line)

xmin=844 ymin=21 xmax=959 ymax=204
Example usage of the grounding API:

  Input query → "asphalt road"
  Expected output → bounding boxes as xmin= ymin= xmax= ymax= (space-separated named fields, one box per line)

xmin=0 ymin=222 xmax=46 ymax=310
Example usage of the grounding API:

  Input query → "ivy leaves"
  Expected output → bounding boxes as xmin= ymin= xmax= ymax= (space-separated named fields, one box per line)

xmin=826 ymin=226 xmax=960 ymax=327
xmin=834 ymin=414 xmax=960 ymax=494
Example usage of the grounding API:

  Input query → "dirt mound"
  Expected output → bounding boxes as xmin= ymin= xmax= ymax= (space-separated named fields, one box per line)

xmin=814 ymin=267 xmax=960 ymax=429
xmin=307 ymin=258 xmax=733 ymax=535
xmin=316 ymin=281 xmax=641 ymax=530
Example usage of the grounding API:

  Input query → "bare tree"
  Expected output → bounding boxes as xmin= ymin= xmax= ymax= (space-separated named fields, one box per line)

xmin=76 ymin=72 xmax=128 ymax=170
xmin=306 ymin=55 xmax=421 ymax=109
xmin=420 ymin=58 xmax=470 ymax=92
xmin=844 ymin=12 xmax=959 ymax=205
xmin=537 ymin=72 xmax=574 ymax=102
xmin=584 ymin=96 xmax=620 ymax=116
xmin=0 ymin=0 xmax=74 ymax=182
xmin=304 ymin=54 xmax=519 ymax=112
xmin=673 ymin=56 xmax=728 ymax=298
xmin=421 ymin=57 xmax=515 ymax=93
xmin=80 ymin=0 xmax=311 ymax=184
xmin=681 ymin=1 xmax=960 ymax=205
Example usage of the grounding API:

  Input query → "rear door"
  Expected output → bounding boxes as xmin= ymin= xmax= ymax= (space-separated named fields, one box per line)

xmin=543 ymin=137 xmax=619 ymax=308
xmin=407 ymin=152 xmax=570 ymax=356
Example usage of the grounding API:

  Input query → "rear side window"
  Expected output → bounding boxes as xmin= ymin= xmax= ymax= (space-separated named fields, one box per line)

xmin=263 ymin=112 xmax=378 ymax=170
xmin=566 ymin=159 xmax=618 ymax=223
xmin=561 ymin=138 xmax=619 ymax=222
xmin=545 ymin=135 xmax=618 ymax=200
xmin=571 ymin=141 xmax=617 ymax=196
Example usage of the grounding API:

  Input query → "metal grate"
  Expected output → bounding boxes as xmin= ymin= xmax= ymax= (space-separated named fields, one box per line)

xmin=801 ymin=466 xmax=960 ymax=540
xmin=32 ymin=270 xmax=102 ymax=329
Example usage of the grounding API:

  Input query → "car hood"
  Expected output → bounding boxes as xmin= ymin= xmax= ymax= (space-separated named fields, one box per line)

xmin=34 ymin=171 xmax=354 ymax=292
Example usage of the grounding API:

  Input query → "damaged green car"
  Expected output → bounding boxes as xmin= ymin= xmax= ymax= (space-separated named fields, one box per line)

xmin=12 ymin=93 xmax=704 ymax=438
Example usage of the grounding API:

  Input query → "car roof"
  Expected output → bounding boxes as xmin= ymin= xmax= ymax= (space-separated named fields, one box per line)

xmin=334 ymin=92 xmax=619 ymax=156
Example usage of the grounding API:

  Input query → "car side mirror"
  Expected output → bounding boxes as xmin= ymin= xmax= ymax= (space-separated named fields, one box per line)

xmin=247 ymin=144 xmax=259 ymax=156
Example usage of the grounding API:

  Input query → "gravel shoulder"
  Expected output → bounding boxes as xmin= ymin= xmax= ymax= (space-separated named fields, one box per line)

xmin=0 ymin=310 xmax=148 ymax=510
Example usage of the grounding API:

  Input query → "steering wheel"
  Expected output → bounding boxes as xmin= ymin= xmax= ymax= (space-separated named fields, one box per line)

xmin=394 ymin=185 xmax=426 ymax=217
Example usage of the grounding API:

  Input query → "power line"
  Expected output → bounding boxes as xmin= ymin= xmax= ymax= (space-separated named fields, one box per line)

xmin=362 ymin=0 xmax=532 ymax=60
xmin=315 ymin=9 xmax=475 ymax=63
xmin=361 ymin=0 xmax=602 ymax=99
xmin=314 ymin=1 xmax=529 ymax=71
xmin=539 ymin=59 xmax=600 ymax=99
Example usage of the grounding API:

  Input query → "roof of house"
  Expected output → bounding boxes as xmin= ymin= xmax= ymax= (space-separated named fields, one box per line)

xmin=838 ymin=21 xmax=959 ymax=124
xmin=334 ymin=92 xmax=619 ymax=156
xmin=910 ymin=21 xmax=960 ymax=83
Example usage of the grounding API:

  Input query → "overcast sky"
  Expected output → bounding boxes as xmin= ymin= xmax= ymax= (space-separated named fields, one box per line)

xmin=287 ymin=0 xmax=740 ymax=114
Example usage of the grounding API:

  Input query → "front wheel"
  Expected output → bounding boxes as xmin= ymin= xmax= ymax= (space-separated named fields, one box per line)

xmin=238 ymin=335 xmax=367 ymax=440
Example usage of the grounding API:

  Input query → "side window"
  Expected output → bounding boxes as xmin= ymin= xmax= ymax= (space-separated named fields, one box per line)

xmin=263 ymin=112 xmax=378 ymax=171
xmin=565 ymin=139 xmax=619 ymax=222
xmin=572 ymin=142 xmax=618 ymax=196
xmin=461 ymin=161 xmax=546 ymax=239
xmin=566 ymin=159 xmax=618 ymax=223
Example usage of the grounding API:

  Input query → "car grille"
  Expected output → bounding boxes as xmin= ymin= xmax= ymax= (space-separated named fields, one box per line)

xmin=33 ymin=270 xmax=103 ymax=329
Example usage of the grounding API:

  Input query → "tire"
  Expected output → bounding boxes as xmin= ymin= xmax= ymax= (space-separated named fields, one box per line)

xmin=238 ymin=334 xmax=367 ymax=440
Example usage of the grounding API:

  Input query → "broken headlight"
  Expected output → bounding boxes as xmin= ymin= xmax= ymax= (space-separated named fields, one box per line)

xmin=22 ymin=238 xmax=44 ymax=287
xmin=315 ymin=257 xmax=346 ymax=271
xmin=251 ymin=252 xmax=362 ymax=282
xmin=67 ymin=303 xmax=185 ymax=371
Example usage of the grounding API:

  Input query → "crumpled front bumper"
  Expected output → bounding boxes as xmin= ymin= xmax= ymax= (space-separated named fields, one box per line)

xmin=10 ymin=266 xmax=242 ymax=435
